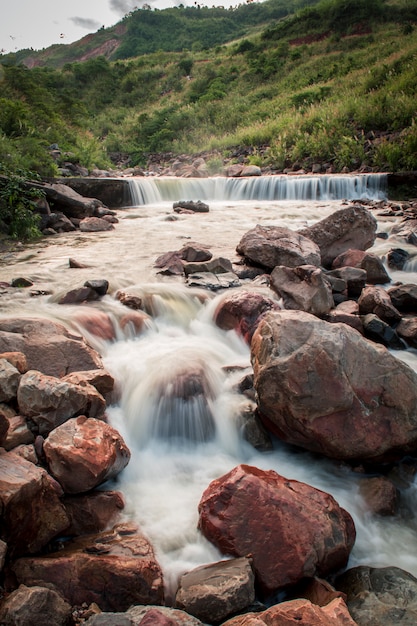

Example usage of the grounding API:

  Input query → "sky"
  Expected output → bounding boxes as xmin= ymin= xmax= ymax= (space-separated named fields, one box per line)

xmin=0 ymin=0 xmax=238 ymax=55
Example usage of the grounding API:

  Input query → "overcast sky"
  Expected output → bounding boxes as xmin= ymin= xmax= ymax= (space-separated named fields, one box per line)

xmin=1 ymin=0 xmax=238 ymax=55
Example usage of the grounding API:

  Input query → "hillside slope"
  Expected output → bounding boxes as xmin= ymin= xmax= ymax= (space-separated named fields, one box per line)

xmin=0 ymin=0 xmax=416 ymax=177
xmin=1 ymin=0 xmax=318 ymax=69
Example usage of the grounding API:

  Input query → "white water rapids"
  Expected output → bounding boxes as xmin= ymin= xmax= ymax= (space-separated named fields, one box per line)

xmin=1 ymin=174 xmax=417 ymax=600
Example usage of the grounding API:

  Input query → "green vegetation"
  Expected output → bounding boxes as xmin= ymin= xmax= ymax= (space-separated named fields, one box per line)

xmin=0 ymin=0 xmax=416 ymax=179
xmin=0 ymin=165 xmax=43 ymax=240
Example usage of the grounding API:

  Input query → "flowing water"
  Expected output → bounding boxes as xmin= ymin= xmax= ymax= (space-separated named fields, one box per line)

xmin=1 ymin=174 xmax=417 ymax=600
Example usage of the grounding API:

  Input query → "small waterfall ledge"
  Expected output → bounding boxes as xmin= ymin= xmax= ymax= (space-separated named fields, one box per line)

xmin=128 ymin=173 xmax=388 ymax=205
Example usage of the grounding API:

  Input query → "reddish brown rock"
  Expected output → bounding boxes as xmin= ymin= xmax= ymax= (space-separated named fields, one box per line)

xmin=127 ymin=605 xmax=204 ymax=625
xmin=119 ymin=310 xmax=149 ymax=335
xmin=198 ymin=464 xmax=355 ymax=597
xmin=251 ymin=310 xmax=417 ymax=462
xmin=73 ymin=308 xmax=116 ymax=341
xmin=0 ymin=352 xmax=27 ymax=373
xmin=116 ymin=290 xmax=143 ymax=310
xmin=358 ymin=476 xmax=399 ymax=516
xmin=299 ymin=205 xmax=377 ymax=268
xmin=0 ymin=450 xmax=69 ymax=556
xmin=63 ymin=490 xmax=125 ymax=536
xmin=43 ymin=416 xmax=130 ymax=494
xmin=0 ymin=318 xmax=103 ymax=377
xmin=57 ymin=286 xmax=100 ymax=305
xmin=358 ymin=286 xmax=401 ymax=324
xmin=332 ymin=249 xmax=390 ymax=284
xmin=387 ymin=283 xmax=417 ymax=312
xmin=0 ymin=585 xmax=72 ymax=626
xmin=397 ymin=316 xmax=417 ymax=348
xmin=2 ymin=415 xmax=34 ymax=451
xmin=62 ymin=368 xmax=115 ymax=398
xmin=270 ymin=265 xmax=334 ymax=316
xmin=213 ymin=290 xmax=281 ymax=343
xmin=80 ymin=217 xmax=114 ymax=232
xmin=222 ymin=597 xmax=358 ymax=626
xmin=11 ymin=524 xmax=164 ymax=612
xmin=175 ymin=557 xmax=255 ymax=623
xmin=17 ymin=370 xmax=106 ymax=436
xmin=236 ymin=225 xmax=321 ymax=270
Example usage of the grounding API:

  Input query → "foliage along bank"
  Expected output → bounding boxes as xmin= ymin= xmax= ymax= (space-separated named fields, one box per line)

xmin=0 ymin=0 xmax=416 ymax=187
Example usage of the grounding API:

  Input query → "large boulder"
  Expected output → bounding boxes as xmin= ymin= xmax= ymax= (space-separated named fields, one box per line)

xmin=336 ymin=566 xmax=417 ymax=626
xmin=0 ymin=318 xmax=102 ymax=377
xmin=299 ymin=205 xmax=377 ymax=268
xmin=236 ymin=225 xmax=321 ymax=270
xmin=11 ymin=523 xmax=164 ymax=612
xmin=17 ymin=370 xmax=106 ymax=436
xmin=251 ymin=310 xmax=417 ymax=462
xmin=0 ymin=450 xmax=69 ymax=556
xmin=198 ymin=464 xmax=355 ymax=597
xmin=43 ymin=416 xmax=131 ymax=494
xmin=270 ymin=265 xmax=334 ymax=316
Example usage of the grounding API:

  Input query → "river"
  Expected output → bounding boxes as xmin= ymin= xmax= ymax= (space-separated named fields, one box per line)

xmin=1 ymin=174 xmax=417 ymax=599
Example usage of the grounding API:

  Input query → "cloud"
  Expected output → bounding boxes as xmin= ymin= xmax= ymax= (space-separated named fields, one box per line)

xmin=109 ymin=0 xmax=139 ymax=14
xmin=70 ymin=16 xmax=102 ymax=30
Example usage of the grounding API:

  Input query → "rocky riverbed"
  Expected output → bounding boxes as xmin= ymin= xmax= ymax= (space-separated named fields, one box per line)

xmin=2 ymin=187 xmax=417 ymax=625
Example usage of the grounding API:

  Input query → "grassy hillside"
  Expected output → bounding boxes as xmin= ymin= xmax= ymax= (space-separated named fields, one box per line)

xmin=1 ymin=0 xmax=317 ymax=69
xmin=0 ymin=0 xmax=416 ymax=179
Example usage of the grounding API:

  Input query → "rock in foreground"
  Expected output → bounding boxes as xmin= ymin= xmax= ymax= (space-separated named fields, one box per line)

xmin=198 ymin=464 xmax=355 ymax=597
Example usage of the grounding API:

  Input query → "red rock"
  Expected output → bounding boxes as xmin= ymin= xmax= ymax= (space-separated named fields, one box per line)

xmin=62 ymin=368 xmax=115 ymax=397
xmin=17 ymin=370 xmax=106 ymax=436
xmin=73 ymin=309 xmax=116 ymax=341
xmin=0 ymin=351 xmax=27 ymax=373
xmin=222 ymin=597 xmax=358 ymax=625
xmin=11 ymin=524 xmax=164 ymax=612
xmin=3 ymin=415 xmax=34 ymax=451
xmin=57 ymin=286 xmax=100 ymax=305
xmin=175 ymin=557 xmax=255 ymax=623
xmin=251 ymin=310 xmax=417 ymax=462
xmin=358 ymin=286 xmax=401 ymax=324
xmin=332 ymin=249 xmax=390 ymax=284
xmin=0 ymin=450 xmax=69 ymax=556
xmin=198 ymin=464 xmax=355 ymax=597
xmin=214 ymin=290 xmax=281 ymax=343
xmin=43 ymin=416 xmax=130 ymax=494
xmin=63 ymin=490 xmax=125 ymax=535
xmin=358 ymin=476 xmax=399 ymax=516
xmin=0 ymin=318 xmax=103 ymax=377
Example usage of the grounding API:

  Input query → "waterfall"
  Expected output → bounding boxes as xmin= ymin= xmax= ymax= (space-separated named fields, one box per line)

xmin=128 ymin=173 xmax=387 ymax=205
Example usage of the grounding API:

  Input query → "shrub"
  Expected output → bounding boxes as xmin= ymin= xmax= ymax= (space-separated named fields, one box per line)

xmin=0 ymin=164 xmax=43 ymax=240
